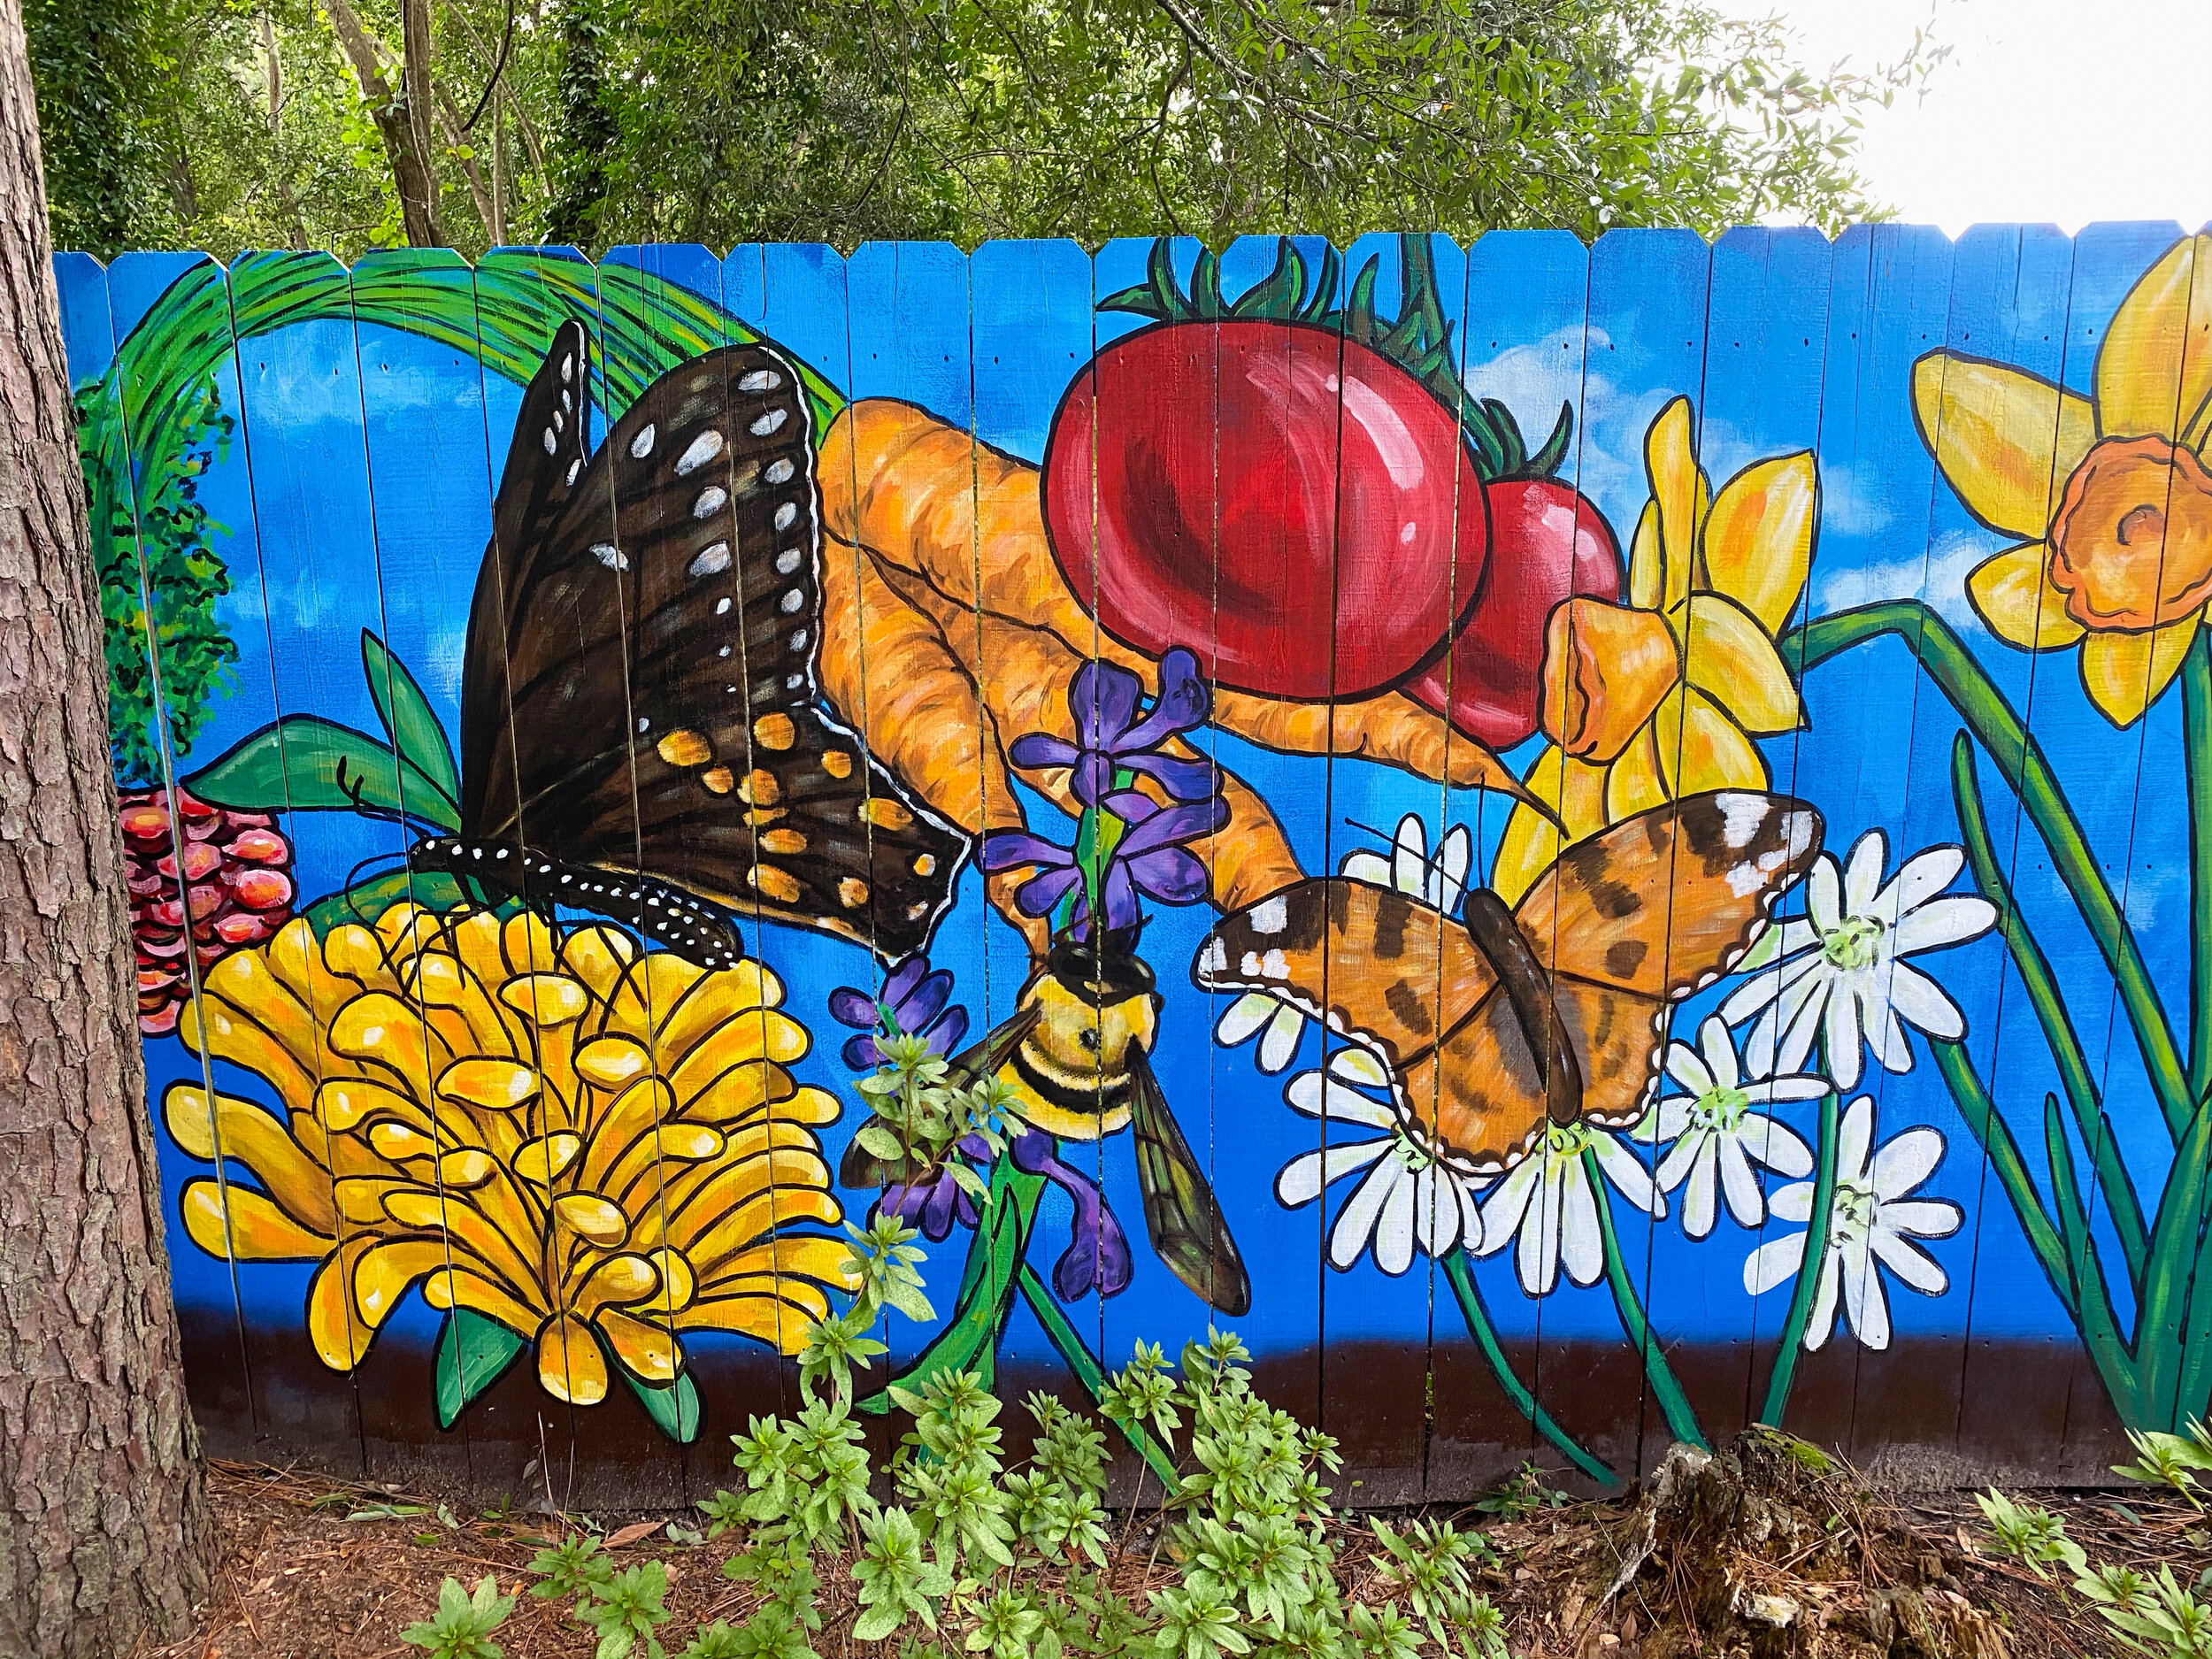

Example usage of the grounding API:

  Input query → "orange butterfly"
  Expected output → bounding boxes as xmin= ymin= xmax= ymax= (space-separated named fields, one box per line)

xmin=1193 ymin=791 xmax=1824 ymax=1173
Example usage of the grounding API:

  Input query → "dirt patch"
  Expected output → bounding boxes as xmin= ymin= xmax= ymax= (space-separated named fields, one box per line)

xmin=140 ymin=1436 xmax=2206 ymax=1657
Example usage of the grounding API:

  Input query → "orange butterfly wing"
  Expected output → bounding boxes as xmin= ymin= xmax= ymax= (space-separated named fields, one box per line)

xmin=1196 ymin=792 xmax=1823 ymax=1171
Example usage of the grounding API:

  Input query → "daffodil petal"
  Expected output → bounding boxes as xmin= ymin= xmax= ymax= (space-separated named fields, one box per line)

xmin=1681 ymin=593 xmax=1802 ymax=733
xmin=1628 ymin=500 xmax=1664 ymax=611
xmin=1644 ymin=396 xmax=1705 ymax=612
xmin=1492 ymin=747 xmax=1568 ymax=907
xmin=1700 ymin=451 xmax=1816 ymax=634
xmin=2099 ymin=233 xmax=2212 ymax=442
xmin=2079 ymin=618 xmax=2198 ymax=727
xmin=1966 ymin=541 xmax=2085 ymax=649
xmin=1913 ymin=350 xmax=2096 ymax=538
xmin=1605 ymin=724 xmax=1670 ymax=822
xmin=1655 ymin=688 xmax=1769 ymax=797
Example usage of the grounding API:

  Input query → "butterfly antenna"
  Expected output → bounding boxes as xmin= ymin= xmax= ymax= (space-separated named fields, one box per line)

xmin=1340 ymin=816 xmax=1403 ymax=850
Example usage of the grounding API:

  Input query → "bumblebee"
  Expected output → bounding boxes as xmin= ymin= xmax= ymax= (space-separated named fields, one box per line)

xmin=842 ymin=929 xmax=1250 ymax=1316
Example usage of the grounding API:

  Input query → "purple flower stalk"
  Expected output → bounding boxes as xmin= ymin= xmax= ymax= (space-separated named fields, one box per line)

xmin=827 ymin=956 xmax=970 ymax=1071
xmin=1012 ymin=1128 xmax=1133 ymax=1302
xmin=1009 ymin=648 xmax=1217 ymax=808
xmin=875 ymin=1133 xmax=993 ymax=1241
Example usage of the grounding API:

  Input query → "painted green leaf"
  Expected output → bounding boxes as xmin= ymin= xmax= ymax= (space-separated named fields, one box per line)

xmin=303 ymin=871 xmax=468 ymax=938
xmin=620 ymin=1366 xmax=702 ymax=1444
xmin=185 ymin=714 xmax=463 ymax=831
xmin=361 ymin=629 xmax=462 ymax=815
xmin=434 ymin=1309 xmax=528 ymax=1430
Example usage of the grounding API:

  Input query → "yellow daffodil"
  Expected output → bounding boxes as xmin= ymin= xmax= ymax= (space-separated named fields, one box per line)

xmin=170 ymin=902 xmax=856 ymax=1408
xmin=1493 ymin=396 xmax=1815 ymax=902
xmin=1919 ymin=233 xmax=2212 ymax=727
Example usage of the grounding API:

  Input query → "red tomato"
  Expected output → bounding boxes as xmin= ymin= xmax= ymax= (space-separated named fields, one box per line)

xmin=1043 ymin=321 xmax=1489 ymax=701
xmin=1406 ymin=478 xmax=1622 ymax=749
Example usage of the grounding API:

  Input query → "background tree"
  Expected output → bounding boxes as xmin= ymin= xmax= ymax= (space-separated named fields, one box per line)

xmin=27 ymin=0 xmax=1943 ymax=260
xmin=0 ymin=0 xmax=216 ymax=1650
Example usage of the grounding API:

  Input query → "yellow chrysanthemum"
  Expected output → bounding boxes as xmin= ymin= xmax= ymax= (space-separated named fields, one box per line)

xmin=169 ymin=902 xmax=855 ymax=1407
xmin=1919 ymin=233 xmax=2212 ymax=727
xmin=1492 ymin=396 xmax=1815 ymax=903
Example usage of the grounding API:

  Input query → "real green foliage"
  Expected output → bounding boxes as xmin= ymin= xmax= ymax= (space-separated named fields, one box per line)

xmin=436 ymin=1312 xmax=1511 ymax=1657
xmin=402 ymin=1572 xmax=515 ymax=1659
xmin=1978 ymin=1486 xmax=2212 ymax=1659
xmin=31 ymin=0 xmax=1938 ymax=263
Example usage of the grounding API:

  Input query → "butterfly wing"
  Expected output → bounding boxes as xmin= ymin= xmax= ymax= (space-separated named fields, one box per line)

xmin=465 ymin=330 xmax=970 ymax=963
xmin=1127 ymin=1047 xmax=1250 ymax=1316
xmin=1191 ymin=878 xmax=1500 ymax=1122
xmin=1509 ymin=789 xmax=1824 ymax=1129
xmin=1195 ymin=792 xmax=1823 ymax=1171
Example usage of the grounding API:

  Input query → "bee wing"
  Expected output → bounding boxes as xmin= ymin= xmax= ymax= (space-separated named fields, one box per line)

xmin=839 ymin=1005 xmax=1044 ymax=1192
xmin=1128 ymin=1047 xmax=1250 ymax=1317
xmin=951 ymin=1002 xmax=1043 ymax=1087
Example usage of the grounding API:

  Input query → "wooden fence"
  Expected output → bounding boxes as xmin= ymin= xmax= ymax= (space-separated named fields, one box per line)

xmin=57 ymin=227 xmax=2212 ymax=1505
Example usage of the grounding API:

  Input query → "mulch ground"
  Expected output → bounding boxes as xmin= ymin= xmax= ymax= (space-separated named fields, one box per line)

xmin=138 ymin=1452 xmax=2209 ymax=1657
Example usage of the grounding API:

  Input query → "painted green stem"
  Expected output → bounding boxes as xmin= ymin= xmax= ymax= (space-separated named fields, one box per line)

xmin=1948 ymin=733 xmax=2149 ymax=1286
xmin=1013 ymin=1264 xmax=1181 ymax=1491
xmin=1583 ymin=1150 xmax=1707 ymax=1451
xmin=2185 ymin=632 xmax=2212 ymax=1107
xmin=1787 ymin=601 xmax=2191 ymax=1141
xmin=1439 ymin=1249 xmax=1613 ymax=1484
xmin=859 ymin=1149 xmax=1045 ymax=1409
xmin=1757 ymin=1087 xmax=1840 ymax=1427
xmin=1931 ymin=1039 xmax=2075 ymax=1318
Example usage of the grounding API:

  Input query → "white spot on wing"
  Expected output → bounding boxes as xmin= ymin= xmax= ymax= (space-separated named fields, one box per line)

xmin=1717 ymin=793 xmax=1767 ymax=849
xmin=1248 ymin=895 xmax=1288 ymax=935
xmin=1199 ymin=938 xmax=1227 ymax=977
xmin=630 ymin=423 xmax=657 ymax=459
xmin=674 ymin=430 xmax=725 ymax=476
xmin=775 ymin=548 xmax=802 ymax=574
xmin=738 ymin=368 xmax=781 ymax=394
xmin=764 ymin=458 xmax=795 ymax=484
xmin=749 ymin=408 xmax=787 ymax=437
xmin=692 ymin=486 xmax=728 ymax=518
xmin=773 ymin=502 xmax=798 ymax=532
xmin=541 ymin=428 xmax=557 ymax=455
xmin=688 ymin=543 xmax=732 ymax=577
xmin=592 ymin=543 xmax=627 ymax=571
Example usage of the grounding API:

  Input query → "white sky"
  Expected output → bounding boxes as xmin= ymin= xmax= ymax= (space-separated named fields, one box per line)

xmin=1770 ymin=0 xmax=2212 ymax=234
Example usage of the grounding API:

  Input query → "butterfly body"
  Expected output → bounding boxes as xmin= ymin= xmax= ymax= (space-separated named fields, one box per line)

xmin=433 ymin=321 xmax=970 ymax=964
xmin=1194 ymin=791 xmax=1823 ymax=1174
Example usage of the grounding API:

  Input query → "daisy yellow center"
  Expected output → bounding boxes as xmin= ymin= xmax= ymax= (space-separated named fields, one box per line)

xmin=1692 ymin=1084 xmax=1750 ymax=1133
xmin=1544 ymin=1121 xmax=1593 ymax=1160
xmin=1827 ymin=1177 xmax=1878 ymax=1245
xmin=1821 ymin=915 xmax=1884 ymax=972
xmin=2047 ymin=435 xmax=2212 ymax=631
xmin=1390 ymin=1125 xmax=1437 ymax=1174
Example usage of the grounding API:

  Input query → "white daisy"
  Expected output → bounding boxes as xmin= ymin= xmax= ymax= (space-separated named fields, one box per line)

xmin=1273 ymin=1048 xmax=1488 ymax=1275
xmin=1743 ymin=1095 xmax=1963 ymax=1351
xmin=1641 ymin=1015 xmax=1823 ymax=1240
xmin=1474 ymin=1121 xmax=1663 ymax=1297
xmin=1216 ymin=812 xmax=1471 ymax=1075
xmin=1718 ymin=831 xmax=1997 ymax=1091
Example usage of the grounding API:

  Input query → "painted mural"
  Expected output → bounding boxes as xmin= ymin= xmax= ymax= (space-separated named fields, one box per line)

xmin=55 ymin=226 xmax=2212 ymax=1498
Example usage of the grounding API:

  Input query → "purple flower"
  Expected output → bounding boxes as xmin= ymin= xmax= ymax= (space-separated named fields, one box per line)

xmin=872 ymin=1133 xmax=994 ymax=1241
xmin=828 ymin=956 xmax=970 ymax=1071
xmin=1012 ymin=1128 xmax=1133 ymax=1302
xmin=981 ymin=794 xmax=1226 ymax=933
xmin=1009 ymin=648 xmax=1217 ymax=808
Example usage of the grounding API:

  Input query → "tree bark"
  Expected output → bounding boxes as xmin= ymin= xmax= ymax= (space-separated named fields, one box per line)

xmin=322 ymin=0 xmax=444 ymax=246
xmin=0 ymin=0 xmax=216 ymax=1652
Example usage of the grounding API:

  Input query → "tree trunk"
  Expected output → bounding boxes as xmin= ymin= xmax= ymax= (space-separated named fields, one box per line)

xmin=0 ymin=0 xmax=216 ymax=1652
xmin=322 ymin=0 xmax=443 ymax=246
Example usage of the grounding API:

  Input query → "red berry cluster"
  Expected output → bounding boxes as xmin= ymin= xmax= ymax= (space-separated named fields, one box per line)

xmin=119 ymin=787 xmax=296 ymax=1036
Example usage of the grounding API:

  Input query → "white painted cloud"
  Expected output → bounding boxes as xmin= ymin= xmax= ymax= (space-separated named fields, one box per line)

xmin=1814 ymin=528 xmax=1986 ymax=627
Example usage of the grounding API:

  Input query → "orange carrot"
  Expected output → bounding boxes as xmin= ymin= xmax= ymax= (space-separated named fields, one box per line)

xmin=820 ymin=398 xmax=1534 ymax=804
